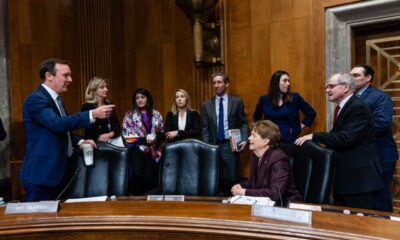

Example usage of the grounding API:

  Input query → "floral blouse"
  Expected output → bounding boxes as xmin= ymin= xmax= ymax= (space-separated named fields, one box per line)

xmin=122 ymin=109 xmax=163 ymax=162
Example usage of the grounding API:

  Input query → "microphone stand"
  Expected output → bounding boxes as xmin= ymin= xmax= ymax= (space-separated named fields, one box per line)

xmin=55 ymin=167 xmax=81 ymax=201
xmin=273 ymin=167 xmax=284 ymax=207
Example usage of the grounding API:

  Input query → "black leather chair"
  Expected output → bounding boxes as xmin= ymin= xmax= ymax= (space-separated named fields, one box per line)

xmin=64 ymin=142 xmax=129 ymax=198
xmin=158 ymin=139 xmax=220 ymax=196
xmin=281 ymin=141 xmax=334 ymax=204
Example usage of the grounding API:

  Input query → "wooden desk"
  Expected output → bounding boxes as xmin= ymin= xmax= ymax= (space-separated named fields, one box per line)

xmin=0 ymin=199 xmax=399 ymax=240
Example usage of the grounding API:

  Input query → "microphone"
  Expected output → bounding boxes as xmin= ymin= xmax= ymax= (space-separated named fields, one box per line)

xmin=55 ymin=167 xmax=81 ymax=201
xmin=273 ymin=167 xmax=284 ymax=207
xmin=162 ymin=162 xmax=170 ymax=201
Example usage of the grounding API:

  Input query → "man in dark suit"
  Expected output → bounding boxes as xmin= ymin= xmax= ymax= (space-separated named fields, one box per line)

xmin=295 ymin=73 xmax=382 ymax=209
xmin=202 ymin=72 xmax=249 ymax=196
xmin=19 ymin=58 xmax=115 ymax=201
xmin=350 ymin=64 xmax=398 ymax=212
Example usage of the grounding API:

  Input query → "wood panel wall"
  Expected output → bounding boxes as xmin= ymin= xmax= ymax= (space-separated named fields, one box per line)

xmin=8 ymin=0 xmax=359 ymax=200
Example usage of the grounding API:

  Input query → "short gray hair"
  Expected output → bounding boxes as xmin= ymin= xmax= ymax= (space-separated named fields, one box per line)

xmin=337 ymin=73 xmax=356 ymax=92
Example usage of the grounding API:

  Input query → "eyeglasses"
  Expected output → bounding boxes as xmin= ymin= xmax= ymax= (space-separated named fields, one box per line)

xmin=325 ymin=83 xmax=345 ymax=89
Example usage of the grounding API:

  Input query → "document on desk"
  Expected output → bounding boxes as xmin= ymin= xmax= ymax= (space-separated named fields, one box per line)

xmin=65 ymin=196 xmax=108 ymax=203
xmin=227 ymin=196 xmax=275 ymax=206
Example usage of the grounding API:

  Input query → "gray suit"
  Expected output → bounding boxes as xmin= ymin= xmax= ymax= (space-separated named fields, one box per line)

xmin=202 ymin=94 xmax=248 ymax=195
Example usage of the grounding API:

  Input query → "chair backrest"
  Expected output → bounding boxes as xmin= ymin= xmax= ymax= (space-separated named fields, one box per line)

xmin=160 ymin=139 xmax=219 ymax=196
xmin=281 ymin=141 xmax=334 ymax=204
xmin=65 ymin=142 xmax=129 ymax=198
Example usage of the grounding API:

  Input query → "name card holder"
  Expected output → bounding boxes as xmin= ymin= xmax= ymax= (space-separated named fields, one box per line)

xmin=5 ymin=201 xmax=59 ymax=214
xmin=251 ymin=204 xmax=312 ymax=225
xmin=147 ymin=195 xmax=185 ymax=201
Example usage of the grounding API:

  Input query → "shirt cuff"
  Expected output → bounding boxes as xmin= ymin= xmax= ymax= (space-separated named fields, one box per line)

xmin=89 ymin=110 xmax=95 ymax=123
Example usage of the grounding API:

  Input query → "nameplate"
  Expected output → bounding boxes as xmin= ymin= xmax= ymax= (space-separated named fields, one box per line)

xmin=5 ymin=201 xmax=59 ymax=214
xmin=147 ymin=195 xmax=185 ymax=201
xmin=288 ymin=203 xmax=322 ymax=212
xmin=251 ymin=204 xmax=312 ymax=225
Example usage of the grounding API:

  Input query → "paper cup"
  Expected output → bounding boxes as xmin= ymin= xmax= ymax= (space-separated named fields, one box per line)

xmin=82 ymin=143 xmax=94 ymax=166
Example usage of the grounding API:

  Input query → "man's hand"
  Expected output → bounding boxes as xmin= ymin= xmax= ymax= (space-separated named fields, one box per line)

xmin=92 ymin=105 xmax=115 ymax=119
xmin=81 ymin=139 xmax=97 ymax=149
xmin=294 ymin=134 xmax=313 ymax=146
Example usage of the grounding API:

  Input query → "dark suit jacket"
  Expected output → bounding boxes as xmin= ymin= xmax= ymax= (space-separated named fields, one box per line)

xmin=240 ymin=148 xmax=301 ymax=205
xmin=0 ymin=117 xmax=5 ymax=141
xmin=312 ymin=95 xmax=382 ymax=195
xmin=81 ymin=102 xmax=121 ymax=141
xmin=202 ymin=95 xmax=249 ymax=144
xmin=19 ymin=85 xmax=91 ymax=187
xmin=253 ymin=93 xmax=316 ymax=143
xmin=359 ymin=86 xmax=398 ymax=164
xmin=164 ymin=110 xmax=201 ymax=141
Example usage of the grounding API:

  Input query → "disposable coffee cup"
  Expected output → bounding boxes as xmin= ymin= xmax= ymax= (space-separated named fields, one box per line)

xmin=82 ymin=143 xmax=94 ymax=166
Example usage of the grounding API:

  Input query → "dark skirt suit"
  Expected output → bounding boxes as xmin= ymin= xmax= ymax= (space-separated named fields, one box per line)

xmin=164 ymin=110 xmax=201 ymax=142
xmin=253 ymin=93 xmax=316 ymax=143
xmin=81 ymin=102 xmax=121 ymax=141
xmin=240 ymin=148 xmax=301 ymax=206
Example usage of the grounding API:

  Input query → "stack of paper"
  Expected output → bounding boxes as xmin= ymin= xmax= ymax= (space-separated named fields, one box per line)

xmin=228 ymin=196 xmax=275 ymax=206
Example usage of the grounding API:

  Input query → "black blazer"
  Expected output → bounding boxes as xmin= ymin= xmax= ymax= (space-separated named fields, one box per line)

xmin=81 ymin=102 xmax=121 ymax=141
xmin=312 ymin=95 xmax=382 ymax=195
xmin=202 ymin=95 xmax=249 ymax=144
xmin=164 ymin=110 xmax=201 ymax=141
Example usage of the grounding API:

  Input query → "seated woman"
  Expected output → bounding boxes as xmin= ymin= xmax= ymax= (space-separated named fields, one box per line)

xmin=122 ymin=88 xmax=163 ymax=195
xmin=81 ymin=77 xmax=120 ymax=142
xmin=164 ymin=89 xmax=201 ymax=142
xmin=231 ymin=120 xmax=301 ymax=206
xmin=253 ymin=70 xmax=316 ymax=144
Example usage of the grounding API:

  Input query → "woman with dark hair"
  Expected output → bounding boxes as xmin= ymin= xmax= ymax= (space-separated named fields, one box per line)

xmin=122 ymin=88 xmax=163 ymax=195
xmin=253 ymin=70 xmax=316 ymax=143
xmin=81 ymin=77 xmax=120 ymax=142
xmin=231 ymin=120 xmax=301 ymax=205
xmin=164 ymin=89 xmax=201 ymax=142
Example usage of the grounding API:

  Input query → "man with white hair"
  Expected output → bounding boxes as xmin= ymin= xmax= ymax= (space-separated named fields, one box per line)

xmin=295 ymin=73 xmax=382 ymax=210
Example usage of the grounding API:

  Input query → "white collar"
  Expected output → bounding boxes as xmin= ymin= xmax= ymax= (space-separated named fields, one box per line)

xmin=339 ymin=94 xmax=353 ymax=109
xmin=41 ymin=83 xmax=59 ymax=101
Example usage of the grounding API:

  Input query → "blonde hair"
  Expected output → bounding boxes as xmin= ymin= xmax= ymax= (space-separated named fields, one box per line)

xmin=171 ymin=89 xmax=194 ymax=115
xmin=84 ymin=76 xmax=109 ymax=104
xmin=252 ymin=120 xmax=281 ymax=148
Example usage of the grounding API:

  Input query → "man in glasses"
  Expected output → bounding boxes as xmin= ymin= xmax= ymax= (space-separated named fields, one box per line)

xmin=295 ymin=73 xmax=382 ymax=210
xmin=350 ymin=64 xmax=398 ymax=212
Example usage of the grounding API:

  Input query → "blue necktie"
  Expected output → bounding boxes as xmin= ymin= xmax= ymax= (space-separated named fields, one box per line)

xmin=218 ymin=97 xmax=225 ymax=141
xmin=56 ymin=96 xmax=73 ymax=157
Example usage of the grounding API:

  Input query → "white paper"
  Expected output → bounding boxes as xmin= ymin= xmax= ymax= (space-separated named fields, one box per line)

xmin=65 ymin=196 xmax=108 ymax=203
xmin=228 ymin=196 xmax=275 ymax=206
xmin=108 ymin=136 xmax=125 ymax=147
xmin=288 ymin=203 xmax=322 ymax=212
xmin=390 ymin=216 xmax=400 ymax=221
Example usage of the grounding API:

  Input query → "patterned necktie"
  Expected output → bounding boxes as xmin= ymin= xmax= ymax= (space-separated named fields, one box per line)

xmin=332 ymin=105 xmax=341 ymax=128
xmin=217 ymin=97 xmax=225 ymax=141
xmin=56 ymin=96 xmax=73 ymax=157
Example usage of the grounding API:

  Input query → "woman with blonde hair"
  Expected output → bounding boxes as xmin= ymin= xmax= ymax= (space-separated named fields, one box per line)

xmin=164 ymin=89 xmax=201 ymax=142
xmin=81 ymin=76 xmax=120 ymax=142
